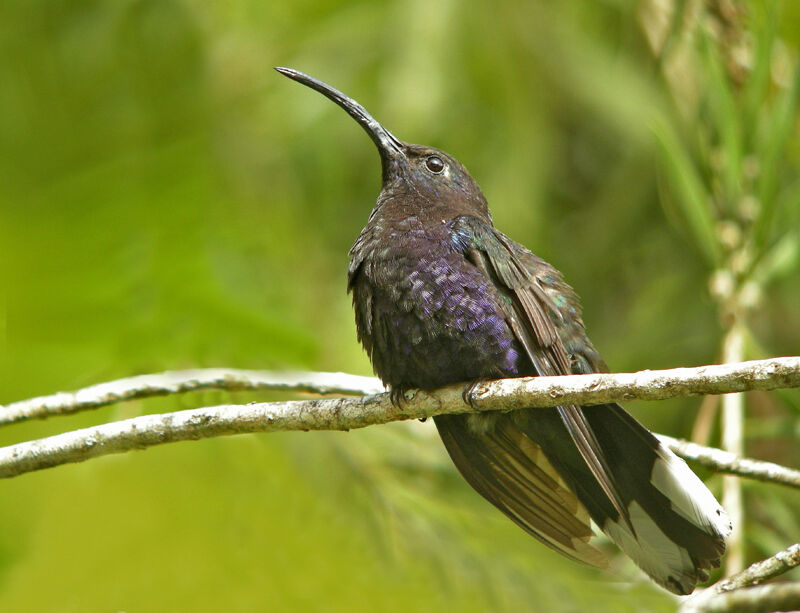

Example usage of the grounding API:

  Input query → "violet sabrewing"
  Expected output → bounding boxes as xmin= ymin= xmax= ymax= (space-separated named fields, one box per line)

xmin=276 ymin=67 xmax=731 ymax=595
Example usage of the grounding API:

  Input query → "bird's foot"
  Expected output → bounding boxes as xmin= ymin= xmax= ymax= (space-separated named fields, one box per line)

xmin=389 ymin=386 xmax=429 ymax=422
xmin=462 ymin=379 xmax=487 ymax=409
xmin=389 ymin=386 xmax=409 ymax=408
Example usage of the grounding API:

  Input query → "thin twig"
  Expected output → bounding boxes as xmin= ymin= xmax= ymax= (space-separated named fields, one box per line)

xmin=0 ymin=369 xmax=385 ymax=426
xmin=713 ymin=543 xmax=800 ymax=593
xmin=680 ymin=543 xmax=800 ymax=612
xmin=2 ymin=357 xmax=799 ymax=428
xmin=722 ymin=324 xmax=746 ymax=575
xmin=690 ymin=391 xmax=720 ymax=445
xmin=681 ymin=582 xmax=800 ymax=613
xmin=658 ymin=436 xmax=800 ymax=490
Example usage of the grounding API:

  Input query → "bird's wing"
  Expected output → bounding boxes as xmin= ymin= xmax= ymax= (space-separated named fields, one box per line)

xmin=449 ymin=214 xmax=632 ymax=531
xmin=435 ymin=412 xmax=607 ymax=567
xmin=446 ymin=215 xmax=730 ymax=594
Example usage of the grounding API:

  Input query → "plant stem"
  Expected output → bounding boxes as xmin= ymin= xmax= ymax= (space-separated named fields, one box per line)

xmin=721 ymin=321 xmax=746 ymax=575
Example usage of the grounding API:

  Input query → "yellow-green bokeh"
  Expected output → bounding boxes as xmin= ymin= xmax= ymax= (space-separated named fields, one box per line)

xmin=1 ymin=1 xmax=799 ymax=611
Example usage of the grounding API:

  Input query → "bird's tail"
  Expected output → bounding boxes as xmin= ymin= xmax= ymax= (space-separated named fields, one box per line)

xmin=434 ymin=404 xmax=731 ymax=595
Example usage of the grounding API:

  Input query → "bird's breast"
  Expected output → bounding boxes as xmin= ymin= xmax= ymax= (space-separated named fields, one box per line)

xmin=349 ymin=225 xmax=523 ymax=390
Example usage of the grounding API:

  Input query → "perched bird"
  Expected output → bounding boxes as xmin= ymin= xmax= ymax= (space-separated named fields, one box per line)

xmin=276 ymin=67 xmax=731 ymax=594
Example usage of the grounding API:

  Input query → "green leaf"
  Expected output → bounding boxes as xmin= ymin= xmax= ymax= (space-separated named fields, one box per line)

xmin=699 ymin=30 xmax=743 ymax=208
xmin=754 ymin=59 xmax=800 ymax=248
xmin=651 ymin=115 xmax=721 ymax=266
xmin=751 ymin=230 xmax=799 ymax=285
xmin=742 ymin=4 xmax=777 ymax=135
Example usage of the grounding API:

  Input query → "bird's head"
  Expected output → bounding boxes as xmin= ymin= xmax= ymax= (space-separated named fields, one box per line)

xmin=276 ymin=67 xmax=491 ymax=223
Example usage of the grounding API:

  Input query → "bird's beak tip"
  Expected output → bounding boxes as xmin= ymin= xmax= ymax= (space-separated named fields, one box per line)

xmin=275 ymin=66 xmax=404 ymax=161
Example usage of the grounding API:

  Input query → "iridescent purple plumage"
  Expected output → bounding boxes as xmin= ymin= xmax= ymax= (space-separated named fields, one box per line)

xmin=350 ymin=217 xmax=523 ymax=391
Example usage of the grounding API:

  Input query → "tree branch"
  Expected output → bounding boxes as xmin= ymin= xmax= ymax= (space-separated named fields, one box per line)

xmin=0 ymin=390 xmax=429 ymax=479
xmin=1 ymin=357 xmax=800 ymax=482
xmin=657 ymin=435 xmax=800 ymax=489
xmin=680 ymin=543 xmax=800 ymax=613
xmin=681 ymin=582 xmax=800 ymax=613
xmin=2 ymin=357 xmax=799 ymax=427
xmin=680 ymin=543 xmax=800 ymax=612
xmin=712 ymin=543 xmax=800 ymax=594
xmin=0 ymin=369 xmax=385 ymax=426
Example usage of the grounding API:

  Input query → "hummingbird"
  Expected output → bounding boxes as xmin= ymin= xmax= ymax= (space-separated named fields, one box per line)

xmin=276 ymin=67 xmax=731 ymax=595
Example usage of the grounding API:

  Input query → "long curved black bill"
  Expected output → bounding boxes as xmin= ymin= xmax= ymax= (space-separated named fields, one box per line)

xmin=275 ymin=67 xmax=404 ymax=161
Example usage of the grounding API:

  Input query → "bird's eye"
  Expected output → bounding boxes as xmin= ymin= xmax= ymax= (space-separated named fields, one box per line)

xmin=425 ymin=156 xmax=445 ymax=174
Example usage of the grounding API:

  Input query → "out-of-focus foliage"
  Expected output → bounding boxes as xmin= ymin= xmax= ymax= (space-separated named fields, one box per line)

xmin=0 ymin=1 xmax=798 ymax=611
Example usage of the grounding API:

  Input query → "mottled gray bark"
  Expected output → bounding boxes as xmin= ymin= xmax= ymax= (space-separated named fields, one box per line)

xmin=0 ymin=369 xmax=385 ymax=426
xmin=658 ymin=435 xmax=800 ymax=490
xmin=682 ymin=581 xmax=800 ymax=613
xmin=3 ymin=357 xmax=798 ymax=426
xmin=1 ymin=357 xmax=799 ymax=483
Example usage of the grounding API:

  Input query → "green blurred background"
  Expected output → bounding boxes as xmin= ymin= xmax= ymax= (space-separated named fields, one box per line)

xmin=1 ymin=1 xmax=799 ymax=611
